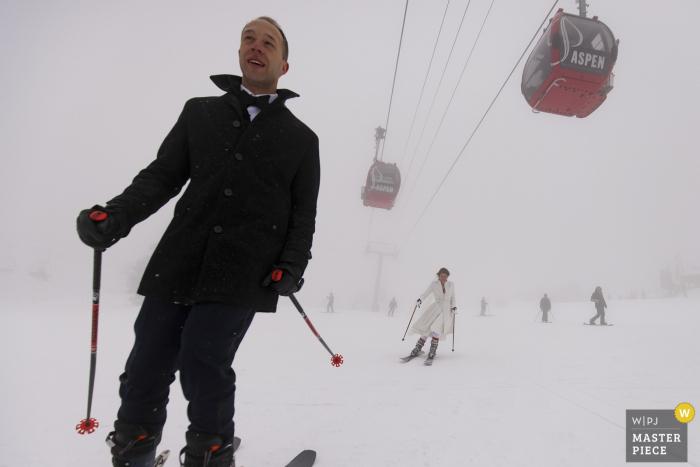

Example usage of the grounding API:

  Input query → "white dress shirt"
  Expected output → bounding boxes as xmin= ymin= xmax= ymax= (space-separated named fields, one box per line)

xmin=241 ymin=85 xmax=278 ymax=121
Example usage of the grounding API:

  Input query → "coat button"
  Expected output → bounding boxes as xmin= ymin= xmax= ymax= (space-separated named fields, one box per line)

xmin=235 ymin=153 xmax=243 ymax=160
xmin=233 ymin=120 xmax=241 ymax=128
xmin=213 ymin=225 xmax=223 ymax=233
xmin=224 ymin=188 xmax=233 ymax=196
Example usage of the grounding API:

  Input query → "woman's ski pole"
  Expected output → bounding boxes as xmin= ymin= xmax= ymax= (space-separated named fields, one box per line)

xmin=533 ymin=311 xmax=541 ymax=322
xmin=401 ymin=305 xmax=418 ymax=341
xmin=452 ymin=314 xmax=455 ymax=352
xmin=76 ymin=210 xmax=107 ymax=435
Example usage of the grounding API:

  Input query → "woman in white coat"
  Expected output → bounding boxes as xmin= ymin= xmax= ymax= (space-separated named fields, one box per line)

xmin=408 ymin=267 xmax=457 ymax=361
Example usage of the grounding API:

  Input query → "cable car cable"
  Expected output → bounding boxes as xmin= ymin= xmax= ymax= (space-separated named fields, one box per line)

xmin=397 ymin=0 xmax=561 ymax=251
xmin=390 ymin=0 xmax=494 ymax=234
xmin=379 ymin=0 xmax=472 ymax=235
xmin=367 ymin=0 xmax=409 ymax=241
xmin=379 ymin=0 xmax=410 ymax=162
xmin=396 ymin=0 xmax=452 ymax=170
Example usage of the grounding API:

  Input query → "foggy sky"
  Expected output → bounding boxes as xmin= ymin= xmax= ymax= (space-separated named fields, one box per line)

xmin=1 ymin=0 xmax=698 ymax=310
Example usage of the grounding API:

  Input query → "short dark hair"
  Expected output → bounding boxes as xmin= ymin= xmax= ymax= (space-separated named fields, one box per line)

xmin=437 ymin=268 xmax=450 ymax=277
xmin=251 ymin=16 xmax=289 ymax=61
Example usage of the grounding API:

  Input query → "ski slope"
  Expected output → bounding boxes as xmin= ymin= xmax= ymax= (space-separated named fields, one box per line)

xmin=0 ymin=294 xmax=698 ymax=466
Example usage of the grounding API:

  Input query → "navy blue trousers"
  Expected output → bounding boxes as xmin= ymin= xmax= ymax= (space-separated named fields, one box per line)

xmin=117 ymin=297 xmax=256 ymax=438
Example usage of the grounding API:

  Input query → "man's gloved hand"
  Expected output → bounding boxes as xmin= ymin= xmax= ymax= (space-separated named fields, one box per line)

xmin=261 ymin=265 xmax=304 ymax=296
xmin=416 ymin=299 xmax=422 ymax=307
xmin=76 ymin=205 xmax=122 ymax=249
xmin=451 ymin=307 xmax=457 ymax=314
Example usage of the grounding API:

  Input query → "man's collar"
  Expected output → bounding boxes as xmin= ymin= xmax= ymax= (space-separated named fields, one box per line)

xmin=240 ymin=84 xmax=276 ymax=98
xmin=210 ymin=74 xmax=299 ymax=101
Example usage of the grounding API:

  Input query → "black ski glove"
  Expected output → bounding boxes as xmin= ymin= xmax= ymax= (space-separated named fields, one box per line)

xmin=261 ymin=265 xmax=304 ymax=296
xmin=451 ymin=307 xmax=457 ymax=314
xmin=76 ymin=205 xmax=122 ymax=249
xmin=416 ymin=299 xmax=422 ymax=307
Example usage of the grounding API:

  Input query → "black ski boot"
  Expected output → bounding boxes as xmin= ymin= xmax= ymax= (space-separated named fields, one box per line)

xmin=106 ymin=421 xmax=162 ymax=467
xmin=410 ymin=338 xmax=426 ymax=357
xmin=425 ymin=337 xmax=439 ymax=365
xmin=179 ymin=431 xmax=235 ymax=467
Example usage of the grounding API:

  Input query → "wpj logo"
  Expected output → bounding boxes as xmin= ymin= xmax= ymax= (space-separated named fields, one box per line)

xmin=626 ymin=404 xmax=694 ymax=463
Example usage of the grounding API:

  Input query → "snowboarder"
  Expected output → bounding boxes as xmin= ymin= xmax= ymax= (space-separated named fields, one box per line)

xmin=76 ymin=17 xmax=320 ymax=467
xmin=480 ymin=297 xmax=488 ymax=315
xmin=406 ymin=268 xmax=457 ymax=364
xmin=589 ymin=286 xmax=608 ymax=325
xmin=326 ymin=293 xmax=335 ymax=313
xmin=388 ymin=297 xmax=397 ymax=316
xmin=539 ymin=293 xmax=551 ymax=322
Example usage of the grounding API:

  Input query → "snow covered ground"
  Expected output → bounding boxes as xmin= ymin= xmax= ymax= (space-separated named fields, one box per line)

xmin=1 ymin=294 xmax=698 ymax=466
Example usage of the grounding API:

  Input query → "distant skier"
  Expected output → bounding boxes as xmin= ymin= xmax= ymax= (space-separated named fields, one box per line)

xmin=406 ymin=268 xmax=457 ymax=364
xmin=388 ymin=297 xmax=397 ymax=316
xmin=480 ymin=297 xmax=488 ymax=315
xmin=589 ymin=286 xmax=608 ymax=325
xmin=539 ymin=293 xmax=551 ymax=322
xmin=326 ymin=292 xmax=335 ymax=313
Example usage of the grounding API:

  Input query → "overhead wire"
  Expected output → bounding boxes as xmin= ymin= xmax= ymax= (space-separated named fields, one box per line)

xmin=390 ymin=0 xmax=494 ymax=237
xmin=392 ymin=0 xmax=472 ymax=198
xmin=379 ymin=0 xmax=473 ymax=239
xmin=397 ymin=0 xmax=561 ymax=251
xmin=379 ymin=0 xmax=410 ymax=162
xmin=396 ymin=0 xmax=452 ymax=170
xmin=368 ymin=0 xmax=410 ymax=241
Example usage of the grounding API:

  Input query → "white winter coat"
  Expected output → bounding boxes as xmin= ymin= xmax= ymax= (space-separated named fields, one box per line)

xmin=409 ymin=280 xmax=456 ymax=341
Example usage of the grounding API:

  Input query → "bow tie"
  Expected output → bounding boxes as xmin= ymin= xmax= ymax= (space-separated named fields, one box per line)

xmin=240 ymin=93 xmax=272 ymax=111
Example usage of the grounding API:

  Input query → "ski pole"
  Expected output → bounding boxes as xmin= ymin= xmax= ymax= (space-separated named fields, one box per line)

xmin=289 ymin=294 xmax=343 ymax=367
xmin=270 ymin=269 xmax=343 ymax=367
xmin=76 ymin=210 xmax=107 ymax=435
xmin=534 ymin=310 xmax=541 ymax=322
xmin=549 ymin=310 xmax=554 ymax=321
xmin=401 ymin=305 xmax=418 ymax=341
xmin=452 ymin=314 xmax=455 ymax=352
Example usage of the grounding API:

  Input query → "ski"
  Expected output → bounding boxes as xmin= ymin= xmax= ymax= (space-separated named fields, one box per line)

xmin=583 ymin=323 xmax=613 ymax=326
xmin=160 ymin=437 xmax=238 ymax=466
xmin=285 ymin=449 xmax=316 ymax=467
xmin=229 ymin=438 xmax=313 ymax=466
xmin=400 ymin=350 xmax=424 ymax=362
xmin=477 ymin=315 xmax=494 ymax=317
xmin=155 ymin=450 xmax=170 ymax=467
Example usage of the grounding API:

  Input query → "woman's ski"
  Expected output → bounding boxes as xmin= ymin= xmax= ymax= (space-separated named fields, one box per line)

xmin=400 ymin=350 xmax=424 ymax=362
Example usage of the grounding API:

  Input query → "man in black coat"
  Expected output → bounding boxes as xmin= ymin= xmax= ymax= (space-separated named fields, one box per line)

xmin=590 ymin=286 xmax=608 ymax=325
xmin=76 ymin=17 xmax=319 ymax=467
xmin=540 ymin=293 xmax=551 ymax=322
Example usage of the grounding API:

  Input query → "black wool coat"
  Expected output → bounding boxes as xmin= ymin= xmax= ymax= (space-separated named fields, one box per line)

xmin=590 ymin=291 xmax=607 ymax=310
xmin=105 ymin=75 xmax=320 ymax=312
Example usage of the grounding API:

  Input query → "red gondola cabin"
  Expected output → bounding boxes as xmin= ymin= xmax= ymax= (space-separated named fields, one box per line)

xmin=361 ymin=161 xmax=401 ymax=210
xmin=521 ymin=9 xmax=618 ymax=118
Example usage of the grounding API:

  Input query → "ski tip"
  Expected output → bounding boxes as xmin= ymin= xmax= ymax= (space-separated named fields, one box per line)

xmin=154 ymin=450 xmax=170 ymax=467
xmin=285 ymin=449 xmax=316 ymax=467
xmin=233 ymin=436 xmax=241 ymax=452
